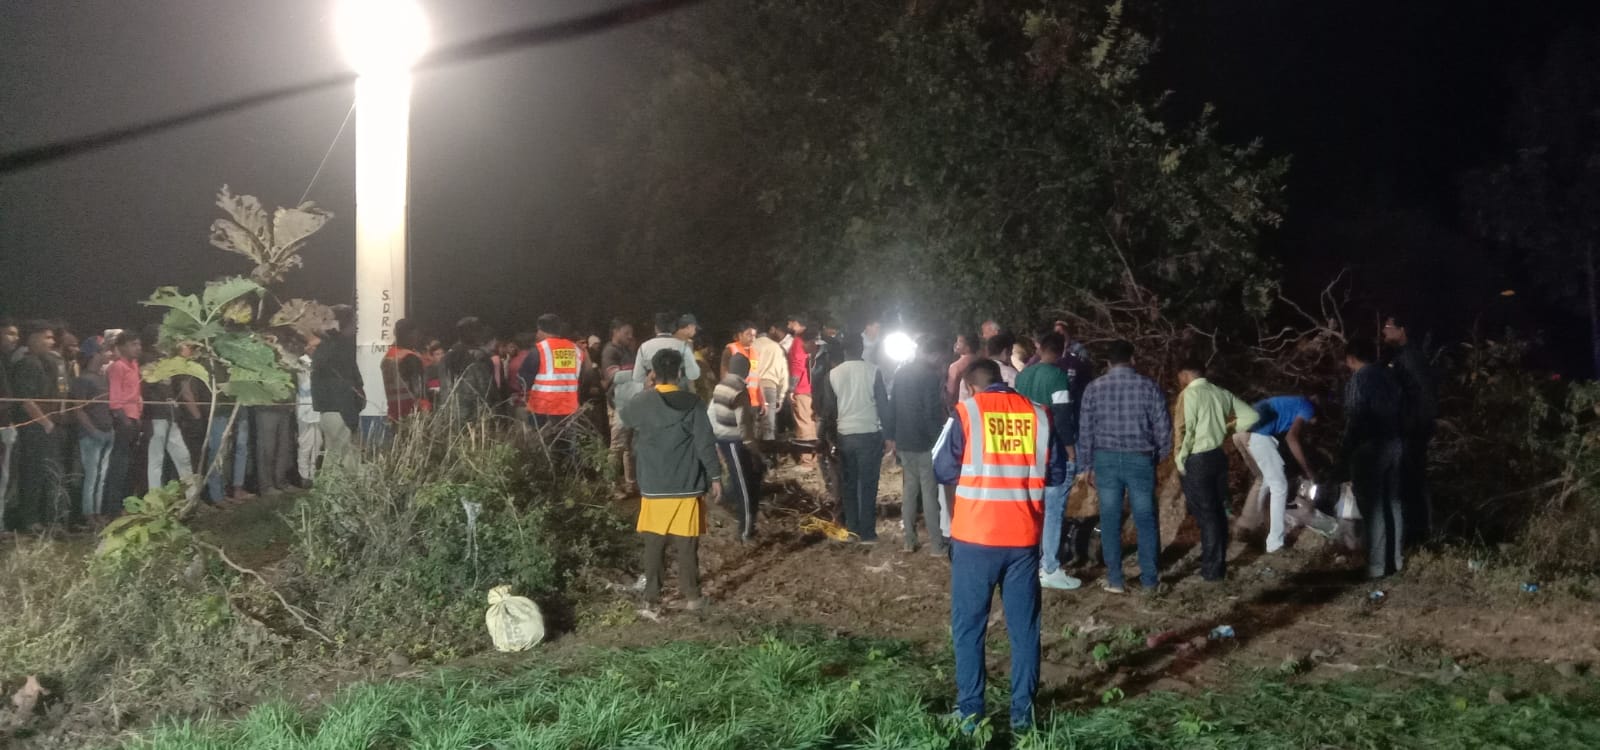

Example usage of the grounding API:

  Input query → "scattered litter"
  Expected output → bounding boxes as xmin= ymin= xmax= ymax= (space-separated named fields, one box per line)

xmin=1487 ymin=688 xmax=1509 ymax=706
xmin=864 ymin=560 xmax=893 ymax=574
xmin=799 ymin=515 xmax=853 ymax=542
xmin=636 ymin=608 xmax=662 ymax=623
xmin=1468 ymin=559 xmax=1486 ymax=572
xmin=1554 ymin=662 xmax=1581 ymax=679
xmin=1076 ymin=616 xmax=1112 ymax=636
xmin=8 ymin=675 xmax=48 ymax=723
xmin=1368 ymin=590 xmax=1387 ymax=602
xmin=1309 ymin=648 xmax=1330 ymax=661
xmin=893 ymin=594 xmax=914 ymax=602
xmin=1208 ymin=625 xmax=1236 ymax=640
xmin=1520 ymin=582 xmax=1540 ymax=594
xmin=1260 ymin=566 xmax=1277 ymax=579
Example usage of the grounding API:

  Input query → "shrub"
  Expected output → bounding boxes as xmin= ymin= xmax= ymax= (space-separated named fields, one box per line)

xmin=281 ymin=411 xmax=632 ymax=660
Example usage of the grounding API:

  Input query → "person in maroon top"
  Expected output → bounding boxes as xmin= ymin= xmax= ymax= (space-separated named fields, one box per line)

xmin=785 ymin=315 xmax=816 ymax=467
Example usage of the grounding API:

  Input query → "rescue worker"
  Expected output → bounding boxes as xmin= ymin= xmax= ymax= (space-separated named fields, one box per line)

xmin=720 ymin=321 xmax=767 ymax=419
xmin=933 ymin=358 xmax=1069 ymax=734
xmin=519 ymin=314 xmax=584 ymax=427
xmin=381 ymin=318 xmax=426 ymax=422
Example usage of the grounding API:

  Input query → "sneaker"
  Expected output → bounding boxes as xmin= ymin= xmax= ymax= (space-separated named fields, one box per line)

xmin=942 ymin=710 xmax=980 ymax=737
xmin=1040 ymin=568 xmax=1083 ymax=590
xmin=1102 ymin=582 xmax=1126 ymax=595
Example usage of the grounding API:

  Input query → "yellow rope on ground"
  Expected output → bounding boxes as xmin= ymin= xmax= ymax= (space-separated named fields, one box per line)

xmin=798 ymin=515 xmax=854 ymax=542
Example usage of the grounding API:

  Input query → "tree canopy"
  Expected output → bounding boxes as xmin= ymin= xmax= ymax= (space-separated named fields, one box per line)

xmin=598 ymin=0 xmax=1286 ymax=334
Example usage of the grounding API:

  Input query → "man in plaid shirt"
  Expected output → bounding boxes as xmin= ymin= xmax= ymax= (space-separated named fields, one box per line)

xmin=1079 ymin=340 xmax=1171 ymax=593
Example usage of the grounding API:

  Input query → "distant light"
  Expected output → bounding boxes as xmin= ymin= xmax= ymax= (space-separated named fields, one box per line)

xmin=1500 ymin=289 xmax=1516 ymax=297
xmin=336 ymin=0 xmax=430 ymax=76
xmin=884 ymin=331 xmax=917 ymax=364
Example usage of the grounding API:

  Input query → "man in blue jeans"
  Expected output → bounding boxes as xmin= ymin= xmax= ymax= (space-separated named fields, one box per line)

xmin=1078 ymin=340 xmax=1171 ymax=594
xmin=822 ymin=332 xmax=894 ymax=543
xmin=934 ymin=359 xmax=1069 ymax=732
xmin=1014 ymin=332 xmax=1081 ymax=590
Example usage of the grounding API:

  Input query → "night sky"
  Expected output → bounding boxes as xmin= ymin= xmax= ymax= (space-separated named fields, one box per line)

xmin=2 ymin=0 xmax=1596 ymax=369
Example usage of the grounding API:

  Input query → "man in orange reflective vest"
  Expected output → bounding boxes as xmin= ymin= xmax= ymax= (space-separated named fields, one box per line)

xmin=519 ymin=314 xmax=583 ymax=427
xmin=381 ymin=318 xmax=426 ymax=421
xmin=720 ymin=321 xmax=766 ymax=417
xmin=933 ymin=358 xmax=1069 ymax=733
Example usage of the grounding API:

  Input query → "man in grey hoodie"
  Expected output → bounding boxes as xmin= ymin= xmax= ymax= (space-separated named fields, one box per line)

xmin=620 ymin=349 xmax=721 ymax=611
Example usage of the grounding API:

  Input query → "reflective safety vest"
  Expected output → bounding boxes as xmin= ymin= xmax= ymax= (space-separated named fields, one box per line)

xmin=527 ymin=337 xmax=582 ymax=416
xmin=724 ymin=341 xmax=765 ymax=408
xmin=382 ymin=346 xmax=423 ymax=420
xmin=950 ymin=390 xmax=1050 ymax=547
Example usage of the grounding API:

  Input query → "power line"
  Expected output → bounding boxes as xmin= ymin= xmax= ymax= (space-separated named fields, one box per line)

xmin=299 ymin=99 xmax=356 ymax=205
xmin=0 ymin=0 xmax=708 ymax=175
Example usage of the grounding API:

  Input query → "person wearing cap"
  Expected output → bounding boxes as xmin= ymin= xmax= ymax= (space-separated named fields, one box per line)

xmin=634 ymin=313 xmax=701 ymax=391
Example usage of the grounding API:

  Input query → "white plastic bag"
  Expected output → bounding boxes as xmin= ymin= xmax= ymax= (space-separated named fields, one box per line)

xmin=485 ymin=585 xmax=545 ymax=652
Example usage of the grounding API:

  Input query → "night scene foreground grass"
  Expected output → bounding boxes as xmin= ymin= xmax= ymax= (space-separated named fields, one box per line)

xmin=126 ymin=631 xmax=1600 ymax=750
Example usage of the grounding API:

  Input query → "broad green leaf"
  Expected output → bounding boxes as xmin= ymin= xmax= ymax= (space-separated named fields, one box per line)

xmin=202 ymin=276 xmax=263 ymax=314
xmin=221 ymin=375 xmax=293 ymax=404
xmin=141 ymin=356 xmax=209 ymax=384
xmin=213 ymin=332 xmax=280 ymax=371
xmin=273 ymin=203 xmax=334 ymax=254
xmin=141 ymin=286 xmax=203 ymax=326
xmin=269 ymin=298 xmax=336 ymax=337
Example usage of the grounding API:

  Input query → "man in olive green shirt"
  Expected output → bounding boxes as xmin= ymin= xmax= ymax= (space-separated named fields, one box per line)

xmin=1175 ymin=360 xmax=1258 ymax=581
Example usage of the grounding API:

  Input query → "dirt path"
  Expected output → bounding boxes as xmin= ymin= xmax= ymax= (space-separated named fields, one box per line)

xmin=619 ymin=460 xmax=1600 ymax=706
xmin=175 ymin=461 xmax=1599 ymax=709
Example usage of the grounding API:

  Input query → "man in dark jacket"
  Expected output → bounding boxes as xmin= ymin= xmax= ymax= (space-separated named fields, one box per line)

xmin=1341 ymin=340 xmax=1405 ymax=580
xmin=311 ymin=305 xmax=364 ymax=471
xmin=621 ymin=349 xmax=721 ymax=611
xmin=1382 ymin=314 xmax=1437 ymax=545
xmin=889 ymin=335 xmax=949 ymax=554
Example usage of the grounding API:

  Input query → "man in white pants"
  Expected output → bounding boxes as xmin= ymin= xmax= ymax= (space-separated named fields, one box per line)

xmin=1233 ymin=395 xmax=1317 ymax=553
xmin=295 ymin=346 xmax=323 ymax=486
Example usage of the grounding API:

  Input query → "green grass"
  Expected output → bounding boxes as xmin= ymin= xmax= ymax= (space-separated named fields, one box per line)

xmin=126 ymin=631 xmax=1600 ymax=750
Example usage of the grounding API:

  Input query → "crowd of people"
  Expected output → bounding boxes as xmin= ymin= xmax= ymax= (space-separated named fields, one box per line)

xmin=0 ymin=305 xmax=1438 ymax=731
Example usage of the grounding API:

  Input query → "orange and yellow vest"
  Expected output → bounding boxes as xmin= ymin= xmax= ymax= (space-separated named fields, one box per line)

xmin=527 ymin=337 xmax=582 ymax=416
xmin=382 ymin=346 xmax=422 ymax=420
xmin=950 ymin=390 xmax=1049 ymax=547
xmin=724 ymin=341 xmax=765 ymax=408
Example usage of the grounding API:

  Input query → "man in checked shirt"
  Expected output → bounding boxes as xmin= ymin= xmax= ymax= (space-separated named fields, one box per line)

xmin=1078 ymin=340 xmax=1172 ymax=594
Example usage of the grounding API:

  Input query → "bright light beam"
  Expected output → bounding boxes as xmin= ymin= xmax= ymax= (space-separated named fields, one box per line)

xmin=884 ymin=331 xmax=918 ymax=364
xmin=336 ymin=0 xmax=429 ymax=424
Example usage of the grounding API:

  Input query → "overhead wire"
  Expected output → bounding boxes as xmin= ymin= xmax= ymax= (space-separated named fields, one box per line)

xmin=0 ymin=0 xmax=709 ymax=175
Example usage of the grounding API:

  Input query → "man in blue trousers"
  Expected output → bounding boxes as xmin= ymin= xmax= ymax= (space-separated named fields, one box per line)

xmin=934 ymin=358 xmax=1070 ymax=733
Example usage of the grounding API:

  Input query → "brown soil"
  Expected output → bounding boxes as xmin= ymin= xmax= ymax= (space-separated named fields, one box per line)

xmin=591 ymin=458 xmax=1600 ymax=707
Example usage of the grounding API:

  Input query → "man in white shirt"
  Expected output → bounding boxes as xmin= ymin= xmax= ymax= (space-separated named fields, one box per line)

xmin=822 ymin=333 xmax=895 ymax=544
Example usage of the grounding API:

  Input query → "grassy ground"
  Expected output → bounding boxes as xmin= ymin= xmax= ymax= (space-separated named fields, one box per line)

xmin=126 ymin=629 xmax=1600 ymax=750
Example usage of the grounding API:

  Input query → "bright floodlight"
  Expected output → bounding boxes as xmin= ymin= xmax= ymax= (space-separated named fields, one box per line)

xmin=336 ymin=0 xmax=430 ymax=75
xmin=884 ymin=331 xmax=918 ymax=364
